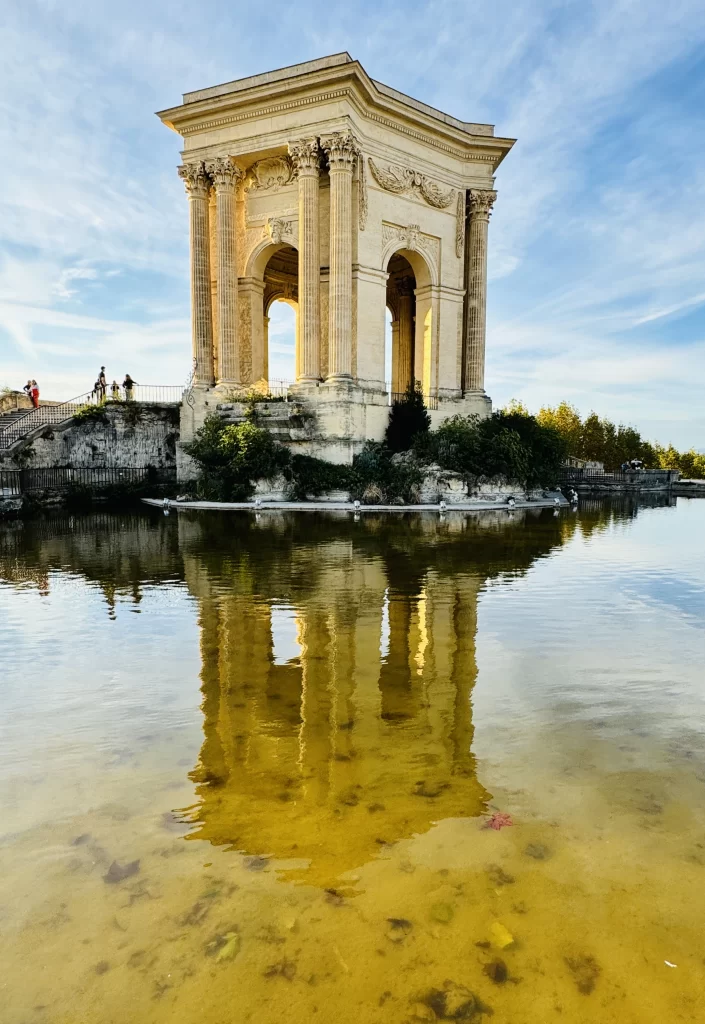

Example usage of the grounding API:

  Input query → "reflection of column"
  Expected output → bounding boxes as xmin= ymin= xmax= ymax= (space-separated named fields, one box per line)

xmin=321 ymin=131 xmax=356 ymax=382
xmin=463 ymin=189 xmax=496 ymax=393
xmin=396 ymin=277 xmax=414 ymax=393
xmin=450 ymin=581 xmax=481 ymax=776
xmin=206 ymin=158 xmax=244 ymax=386
xmin=179 ymin=162 xmax=215 ymax=385
xmin=298 ymin=604 xmax=333 ymax=803
xmin=289 ymin=138 xmax=321 ymax=383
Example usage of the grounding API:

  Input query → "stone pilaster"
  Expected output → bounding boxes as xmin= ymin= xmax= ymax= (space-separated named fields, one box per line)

xmin=179 ymin=162 xmax=215 ymax=386
xmin=206 ymin=157 xmax=243 ymax=387
xmin=289 ymin=138 xmax=321 ymax=383
xmin=463 ymin=189 xmax=496 ymax=394
xmin=396 ymin=276 xmax=414 ymax=395
xmin=321 ymin=131 xmax=357 ymax=383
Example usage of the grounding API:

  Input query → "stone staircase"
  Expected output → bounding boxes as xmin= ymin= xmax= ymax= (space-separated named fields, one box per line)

xmin=0 ymin=394 xmax=93 ymax=450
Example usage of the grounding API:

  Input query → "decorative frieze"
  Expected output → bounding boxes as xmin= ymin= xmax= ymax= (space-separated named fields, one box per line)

xmin=369 ymin=158 xmax=454 ymax=209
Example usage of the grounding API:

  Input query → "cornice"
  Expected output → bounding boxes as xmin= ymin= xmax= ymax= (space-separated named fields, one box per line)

xmin=158 ymin=63 xmax=515 ymax=171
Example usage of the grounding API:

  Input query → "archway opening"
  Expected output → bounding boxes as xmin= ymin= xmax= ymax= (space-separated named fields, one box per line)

xmin=263 ymin=245 xmax=298 ymax=389
xmin=385 ymin=253 xmax=416 ymax=401
xmin=267 ymin=300 xmax=297 ymax=384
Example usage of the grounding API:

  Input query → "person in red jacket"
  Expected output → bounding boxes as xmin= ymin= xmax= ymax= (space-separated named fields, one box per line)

xmin=29 ymin=380 xmax=40 ymax=409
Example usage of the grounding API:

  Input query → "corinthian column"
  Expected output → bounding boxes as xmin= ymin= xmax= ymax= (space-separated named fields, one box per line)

xmin=206 ymin=157 xmax=243 ymax=387
xmin=321 ymin=131 xmax=357 ymax=382
xmin=463 ymin=189 xmax=497 ymax=393
xmin=178 ymin=162 xmax=215 ymax=386
xmin=289 ymin=138 xmax=321 ymax=383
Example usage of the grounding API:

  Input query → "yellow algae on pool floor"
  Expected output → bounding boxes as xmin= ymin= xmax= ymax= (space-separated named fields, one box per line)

xmin=0 ymin=503 xmax=704 ymax=1023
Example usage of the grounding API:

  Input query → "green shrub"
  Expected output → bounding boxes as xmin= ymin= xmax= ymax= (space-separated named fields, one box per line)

xmin=183 ymin=416 xmax=289 ymax=500
xmin=350 ymin=441 xmax=423 ymax=503
xmin=419 ymin=410 xmax=566 ymax=489
xmin=288 ymin=454 xmax=350 ymax=500
xmin=72 ymin=403 xmax=108 ymax=424
xmin=385 ymin=381 xmax=431 ymax=453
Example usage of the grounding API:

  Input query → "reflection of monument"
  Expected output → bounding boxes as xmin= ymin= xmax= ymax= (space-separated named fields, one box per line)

xmin=178 ymin=509 xmax=571 ymax=884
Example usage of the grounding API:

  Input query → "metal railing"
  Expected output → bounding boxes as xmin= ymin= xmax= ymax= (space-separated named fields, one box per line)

xmin=0 ymin=470 xmax=22 ymax=496
xmin=0 ymin=466 xmax=176 ymax=494
xmin=559 ymin=468 xmax=678 ymax=484
xmin=386 ymin=385 xmax=439 ymax=411
xmin=0 ymin=385 xmax=184 ymax=450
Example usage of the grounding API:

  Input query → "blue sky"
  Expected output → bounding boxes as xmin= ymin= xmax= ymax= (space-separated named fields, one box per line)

xmin=1 ymin=0 xmax=705 ymax=449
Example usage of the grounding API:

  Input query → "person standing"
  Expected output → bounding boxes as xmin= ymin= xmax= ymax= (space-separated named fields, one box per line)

xmin=111 ymin=380 xmax=120 ymax=400
xmin=123 ymin=374 xmax=137 ymax=401
xmin=98 ymin=366 xmax=107 ymax=400
xmin=22 ymin=380 xmax=32 ymax=399
xmin=29 ymin=380 xmax=40 ymax=409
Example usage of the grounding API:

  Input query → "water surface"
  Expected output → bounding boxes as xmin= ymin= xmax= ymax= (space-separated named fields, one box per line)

xmin=1 ymin=499 xmax=704 ymax=1023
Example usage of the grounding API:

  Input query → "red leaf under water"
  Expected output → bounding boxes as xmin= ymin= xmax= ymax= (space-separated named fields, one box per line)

xmin=482 ymin=812 xmax=514 ymax=831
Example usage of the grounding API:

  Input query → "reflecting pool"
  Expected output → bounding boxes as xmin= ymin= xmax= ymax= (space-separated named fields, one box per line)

xmin=1 ymin=499 xmax=705 ymax=1023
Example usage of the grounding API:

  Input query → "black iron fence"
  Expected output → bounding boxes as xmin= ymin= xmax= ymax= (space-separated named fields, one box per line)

xmin=387 ymin=387 xmax=439 ymax=410
xmin=0 ymin=466 xmax=176 ymax=495
xmin=559 ymin=468 xmax=678 ymax=485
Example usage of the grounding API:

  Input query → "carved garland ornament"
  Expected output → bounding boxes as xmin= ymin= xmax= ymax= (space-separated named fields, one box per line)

xmin=357 ymin=151 xmax=368 ymax=231
xmin=368 ymin=158 xmax=454 ymax=209
xmin=455 ymin=190 xmax=465 ymax=259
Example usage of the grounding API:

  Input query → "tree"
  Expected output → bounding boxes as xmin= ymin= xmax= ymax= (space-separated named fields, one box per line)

xmin=385 ymin=380 xmax=431 ymax=453
xmin=537 ymin=402 xmax=582 ymax=455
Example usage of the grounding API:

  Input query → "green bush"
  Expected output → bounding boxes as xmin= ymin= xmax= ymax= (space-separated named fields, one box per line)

xmin=417 ymin=410 xmax=566 ymax=489
xmin=183 ymin=416 xmax=289 ymax=500
xmin=385 ymin=381 xmax=431 ymax=453
xmin=72 ymin=403 xmax=108 ymax=424
xmin=350 ymin=441 xmax=423 ymax=503
xmin=288 ymin=455 xmax=350 ymax=500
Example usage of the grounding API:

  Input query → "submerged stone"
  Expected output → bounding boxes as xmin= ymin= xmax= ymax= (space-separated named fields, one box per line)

xmin=524 ymin=842 xmax=550 ymax=860
xmin=430 ymin=902 xmax=454 ymax=924
xmin=565 ymin=954 xmax=601 ymax=994
xmin=386 ymin=917 xmax=413 ymax=942
xmin=103 ymin=859 xmax=140 ymax=884
xmin=483 ymin=958 xmax=508 ymax=984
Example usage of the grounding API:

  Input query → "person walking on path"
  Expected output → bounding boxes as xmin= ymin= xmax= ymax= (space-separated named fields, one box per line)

xmin=29 ymin=380 xmax=40 ymax=409
xmin=123 ymin=374 xmax=137 ymax=401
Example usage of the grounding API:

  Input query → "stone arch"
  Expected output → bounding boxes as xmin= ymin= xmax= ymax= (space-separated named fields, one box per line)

xmin=380 ymin=239 xmax=437 ymax=289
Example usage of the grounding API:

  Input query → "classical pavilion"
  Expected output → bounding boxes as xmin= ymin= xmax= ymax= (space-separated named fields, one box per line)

xmin=157 ymin=53 xmax=514 ymax=463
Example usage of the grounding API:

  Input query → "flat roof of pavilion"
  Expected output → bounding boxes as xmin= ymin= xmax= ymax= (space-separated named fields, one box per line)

xmin=180 ymin=52 xmax=495 ymax=138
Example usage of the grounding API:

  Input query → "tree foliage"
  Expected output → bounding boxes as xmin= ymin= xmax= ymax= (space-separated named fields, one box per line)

xmin=385 ymin=380 xmax=431 ymax=453
xmin=537 ymin=401 xmax=705 ymax=477
xmin=419 ymin=408 xmax=566 ymax=488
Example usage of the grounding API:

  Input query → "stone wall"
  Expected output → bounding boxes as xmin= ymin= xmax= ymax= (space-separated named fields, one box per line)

xmin=1 ymin=404 xmax=179 ymax=472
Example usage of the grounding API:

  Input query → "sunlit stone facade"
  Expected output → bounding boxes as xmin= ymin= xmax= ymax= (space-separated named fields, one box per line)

xmin=158 ymin=53 xmax=514 ymax=463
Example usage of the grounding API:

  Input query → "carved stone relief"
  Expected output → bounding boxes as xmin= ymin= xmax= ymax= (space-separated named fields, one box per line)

xmin=369 ymin=158 xmax=454 ymax=209
xmin=263 ymin=215 xmax=297 ymax=245
xmin=455 ymin=190 xmax=465 ymax=259
xmin=244 ymin=156 xmax=296 ymax=192
xmin=382 ymin=222 xmax=440 ymax=281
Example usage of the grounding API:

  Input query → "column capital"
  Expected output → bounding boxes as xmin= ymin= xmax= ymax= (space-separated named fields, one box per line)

xmin=321 ymin=130 xmax=359 ymax=171
xmin=178 ymin=161 xmax=210 ymax=198
xmin=288 ymin=137 xmax=320 ymax=176
xmin=205 ymin=157 xmax=244 ymax=192
xmin=467 ymin=189 xmax=497 ymax=219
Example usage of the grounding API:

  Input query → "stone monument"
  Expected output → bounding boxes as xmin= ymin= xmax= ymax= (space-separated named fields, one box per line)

xmin=157 ymin=53 xmax=514 ymax=466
